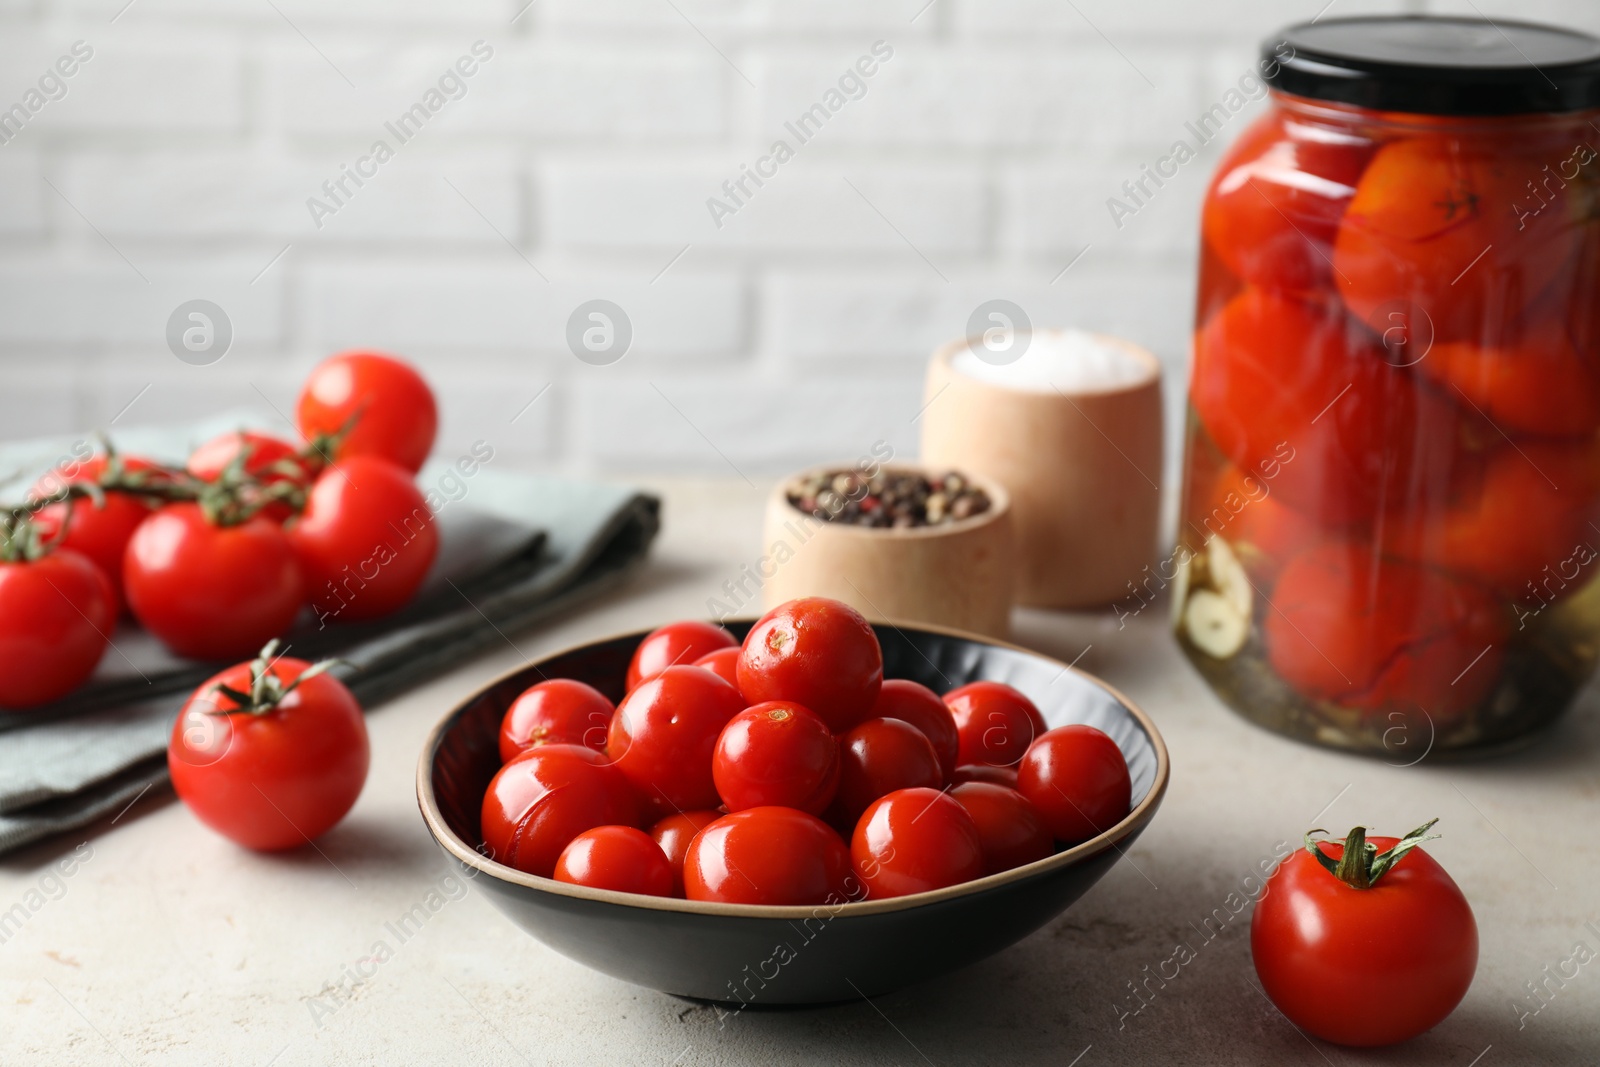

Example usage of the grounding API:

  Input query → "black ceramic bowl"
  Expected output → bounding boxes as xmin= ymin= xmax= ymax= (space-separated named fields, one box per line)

xmin=417 ymin=620 xmax=1169 ymax=1005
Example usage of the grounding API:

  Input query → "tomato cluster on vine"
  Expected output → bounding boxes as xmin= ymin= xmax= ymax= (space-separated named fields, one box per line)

xmin=481 ymin=597 xmax=1134 ymax=903
xmin=0 ymin=350 xmax=439 ymax=711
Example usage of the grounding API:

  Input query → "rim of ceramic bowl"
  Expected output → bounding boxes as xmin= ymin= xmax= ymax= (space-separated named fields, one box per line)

xmin=767 ymin=463 xmax=1012 ymax=541
xmin=931 ymin=329 xmax=1163 ymax=399
xmin=416 ymin=617 xmax=1170 ymax=920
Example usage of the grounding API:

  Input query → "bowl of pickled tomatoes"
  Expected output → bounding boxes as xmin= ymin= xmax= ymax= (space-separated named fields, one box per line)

xmin=417 ymin=597 xmax=1167 ymax=1004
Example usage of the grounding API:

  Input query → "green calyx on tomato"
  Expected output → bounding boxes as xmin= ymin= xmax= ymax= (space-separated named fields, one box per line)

xmin=204 ymin=640 xmax=346 ymax=716
xmin=1305 ymin=818 xmax=1441 ymax=890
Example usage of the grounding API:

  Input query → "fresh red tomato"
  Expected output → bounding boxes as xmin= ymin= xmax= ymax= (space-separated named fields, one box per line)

xmin=950 ymin=782 xmax=1053 ymax=874
xmin=713 ymin=701 xmax=839 ymax=815
xmin=944 ymin=681 xmax=1047 ymax=768
xmin=1265 ymin=541 xmax=1507 ymax=719
xmin=851 ymin=787 xmax=983 ymax=900
xmin=1017 ymin=725 xmax=1131 ymax=846
xmin=824 ymin=717 xmax=942 ymax=831
xmin=952 ymin=764 xmax=1020 ymax=789
xmin=497 ymin=678 xmax=614 ymax=763
xmin=188 ymin=431 xmax=311 ymax=523
xmin=738 ymin=597 xmax=883 ymax=734
xmin=288 ymin=456 xmax=437 ymax=624
xmin=480 ymin=744 xmax=639 ymax=877
xmin=296 ymin=350 xmax=437 ymax=473
xmin=30 ymin=454 xmax=159 ymax=609
xmin=606 ymin=665 xmax=746 ymax=820
xmin=1202 ymin=111 xmax=1375 ymax=293
xmin=683 ymin=807 xmax=852 ymax=906
xmin=554 ymin=825 xmax=673 ymax=897
xmin=168 ymin=648 xmax=368 ymax=850
xmin=1252 ymin=822 xmax=1478 ymax=1047
xmin=691 ymin=646 xmax=742 ymax=692
xmin=870 ymin=679 xmax=959 ymax=781
xmin=1335 ymin=136 xmax=1576 ymax=343
xmin=649 ymin=809 xmax=722 ymax=897
xmin=124 ymin=503 xmax=305 ymax=661
xmin=626 ymin=620 xmax=736 ymax=691
xmin=0 ymin=550 xmax=114 ymax=709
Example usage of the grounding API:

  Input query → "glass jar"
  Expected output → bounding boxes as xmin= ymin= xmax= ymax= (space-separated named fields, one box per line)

xmin=1175 ymin=16 xmax=1600 ymax=756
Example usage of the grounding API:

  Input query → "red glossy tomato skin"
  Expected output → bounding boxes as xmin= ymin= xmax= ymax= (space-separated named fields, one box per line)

xmin=1017 ymin=725 xmax=1131 ymax=846
xmin=124 ymin=504 xmax=305 ymax=661
xmin=945 ymin=681 xmax=1047 ymax=768
xmin=31 ymin=455 xmax=159 ymax=609
xmin=188 ymin=431 xmax=310 ymax=523
xmin=851 ymin=788 xmax=984 ymax=900
xmin=713 ymin=701 xmax=840 ymax=815
xmin=497 ymin=679 xmax=615 ymax=763
xmin=649 ymin=809 xmax=722 ymax=897
xmin=738 ymin=597 xmax=883 ymax=734
xmin=871 ymin=679 xmax=959 ymax=782
xmin=626 ymin=620 xmax=737 ymax=691
xmin=1252 ymin=838 xmax=1478 ymax=1047
xmin=168 ymin=657 xmax=368 ymax=850
xmin=824 ymin=717 xmax=942 ymax=831
xmin=0 ymin=551 xmax=115 ymax=709
xmin=553 ymin=826 xmax=674 ymax=897
xmin=1265 ymin=542 xmax=1508 ymax=719
xmin=691 ymin=647 xmax=743 ymax=693
xmin=952 ymin=763 xmax=1020 ymax=789
xmin=950 ymin=782 xmax=1054 ymax=875
xmin=683 ymin=807 xmax=853 ymax=906
xmin=480 ymin=745 xmax=639 ymax=878
xmin=606 ymin=665 xmax=747 ymax=820
xmin=296 ymin=350 xmax=438 ymax=474
xmin=289 ymin=456 xmax=438 ymax=623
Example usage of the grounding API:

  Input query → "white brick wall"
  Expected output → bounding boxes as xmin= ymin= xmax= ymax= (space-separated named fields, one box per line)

xmin=0 ymin=0 xmax=1594 ymax=475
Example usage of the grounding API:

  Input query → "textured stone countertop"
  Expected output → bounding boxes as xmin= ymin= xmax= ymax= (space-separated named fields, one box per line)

xmin=2 ymin=477 xmax=1596 ymax=1066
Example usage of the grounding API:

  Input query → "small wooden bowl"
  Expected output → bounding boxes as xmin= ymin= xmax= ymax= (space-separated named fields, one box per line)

xmin=759 ymin=465 xmax=1014 ymax=639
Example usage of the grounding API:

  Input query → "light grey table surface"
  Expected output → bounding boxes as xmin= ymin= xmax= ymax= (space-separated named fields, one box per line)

xmin=1 ymin=477 xmax=1596 ymax=1067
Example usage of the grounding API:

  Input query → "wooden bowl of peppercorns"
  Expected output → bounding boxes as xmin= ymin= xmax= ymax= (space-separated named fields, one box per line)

xmin=759 ymin=463 xmax=1015 ymax=637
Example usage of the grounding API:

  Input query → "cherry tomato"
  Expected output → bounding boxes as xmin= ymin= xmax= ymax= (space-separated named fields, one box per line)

xmin=691 ymin=646 xmax=743 ymax=692
xmin=712 ymin=701 xmax=838 ymax=815
xmin=1191 ymin=287 xmax=1467 ymax=525
xmin=626 ymin=620 xmax=736 ymax=691
xmin=1196 ymin=465 xmax=1318 ymax=583
xmin=851 ymin=787 xmax=983 ymax=900
xmin=0 ymin=550 xmax=114 ymax=709
xmin=944 ymin=681 xmax=1046 ymax=768
xmin=124 ymin=503 xmax=305 ymax=661
xmin=497 ymin=678 xmax=615 ymax=763
xmin=1335 ymin=136 xmax=1576 ymax=343
xmin=606 ymin=665 xmax=746 ymax=820
xmin=738 ymin=597 xmax=883 ymax=734
xmin=1252 ymin=824 xmax=1478 ymax=1047
xmin=480 ymin=744 xmax=639 ymax=877
xmin=289 ymin=456 xmax=438 ymax=624
xmin=950 ymin=782 xmax=1053 ymax=875
xmin=649 ymin=809 xmax=722 ymax=897
xmin=296 ymin=350 xmax=438 ymax=474
xmin=824 ymin=717 xmax=942 ymax=831
xmin=1265 ymin=541 xmax=1507 ymax=719
xmin=683 ymin=807 xmax=853 ymax=906
xmin=30 ymin=454 xmax=159 ymax=609
xmin=1202 ymin=111 xmax=1375 ymax=293
xmin=554 ymin=825 xmax=673 ymax=897
xmin=188 ymin=431 xmax=311 ymax=523
xmin=870 ymin=679 xmax=959 ymax=781
xmin=168 ymin=650 xmax=368 ymax=850
xmin=1419 ymin=319 xmax=1600 ymax=439
xmin=952 ymin=764 xmax=1019 ymax=789
xmin=1017 ymin=725 xmax=1131 ymax=846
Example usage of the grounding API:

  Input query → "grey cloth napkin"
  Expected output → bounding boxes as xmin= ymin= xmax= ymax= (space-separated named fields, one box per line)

xmin=0 ymin=414 xmax=660 ymax=856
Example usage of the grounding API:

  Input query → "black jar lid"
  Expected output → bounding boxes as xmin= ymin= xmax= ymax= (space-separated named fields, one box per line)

xmin=1264 ymin=15 xmax=1600 ymax=115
